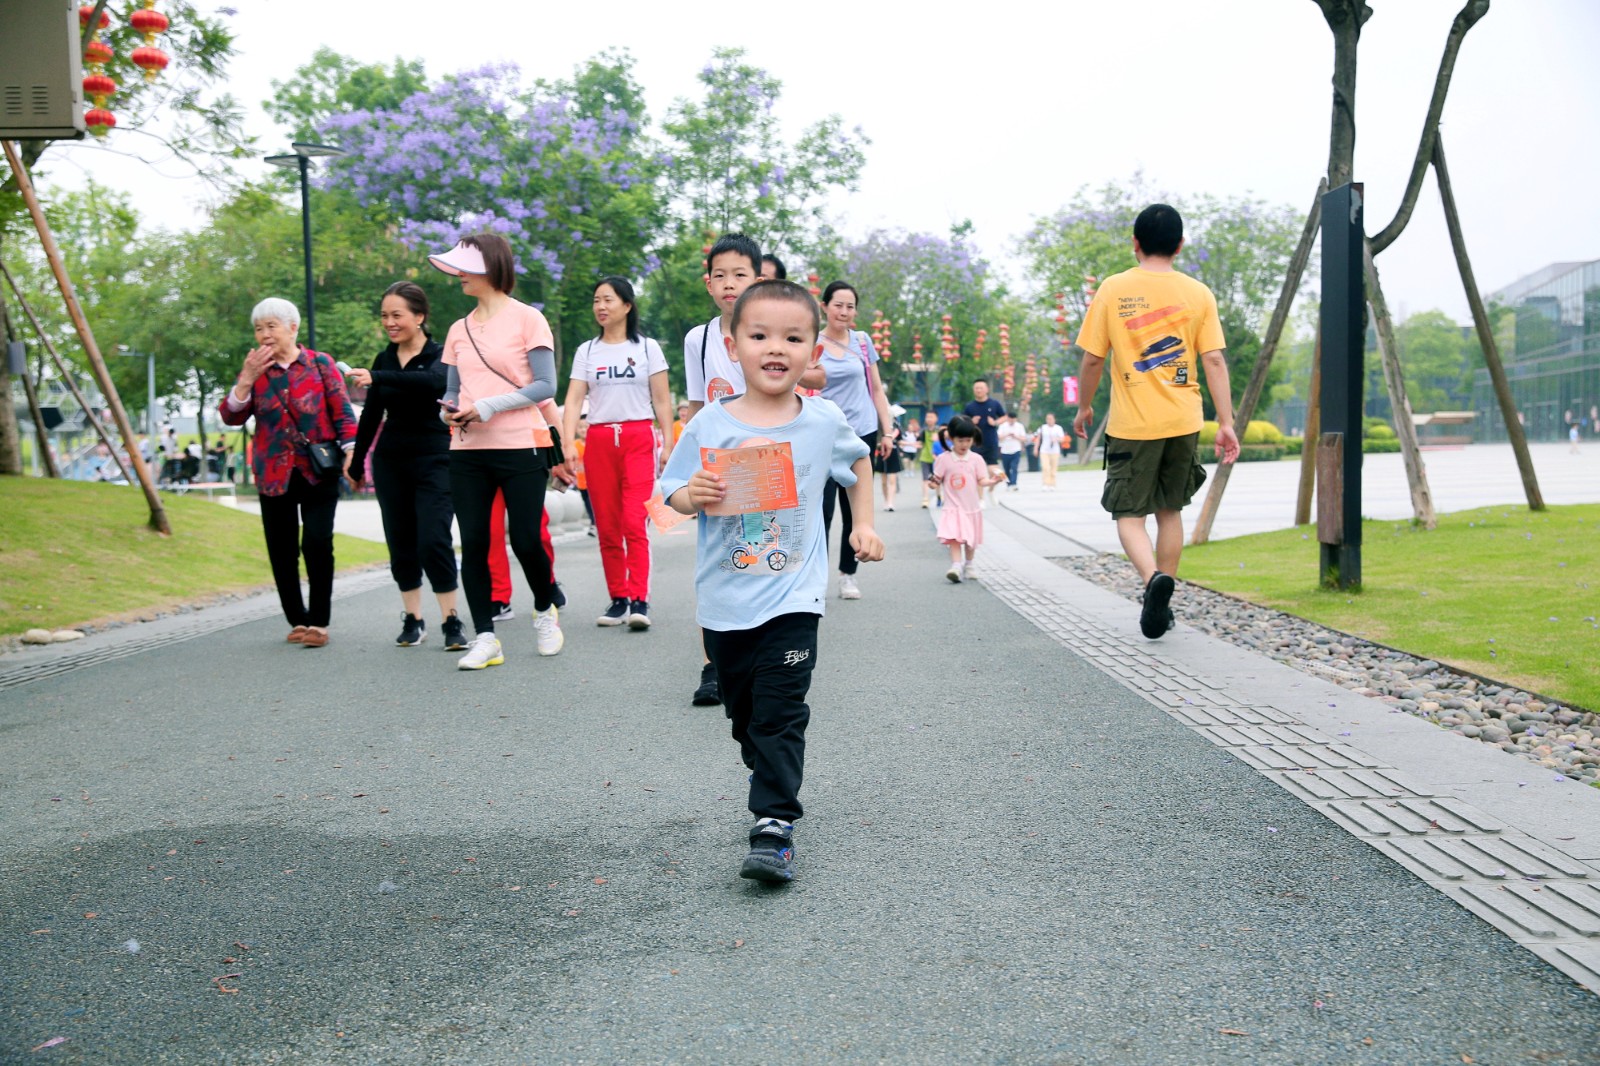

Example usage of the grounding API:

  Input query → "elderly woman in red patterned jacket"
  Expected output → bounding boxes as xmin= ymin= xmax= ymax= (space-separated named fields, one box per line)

xmin=220 ymin=297 xmax=357 ymax=648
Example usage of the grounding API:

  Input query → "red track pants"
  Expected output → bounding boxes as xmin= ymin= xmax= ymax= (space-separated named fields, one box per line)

xmin=488 ymin=487 xmax=555 ymax=604
xmin=585 ymin=420 xmax=656 ymax=602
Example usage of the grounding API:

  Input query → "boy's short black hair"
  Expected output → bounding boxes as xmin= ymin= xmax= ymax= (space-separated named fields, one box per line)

xmin=1133 ymin=203 xmax=1184 ymax=258
xmin=729 ymin=278 xmax=818 ymax=340
xmin=762 ymin=253 xmax=787 ymax=279
xmin=706 ymin=233 xmax=762 ymax=275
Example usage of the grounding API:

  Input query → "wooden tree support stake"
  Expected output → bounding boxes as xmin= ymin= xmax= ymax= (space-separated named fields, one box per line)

xmin=1432 ymin=133 xmax=1544 ymax=510
xmin=3 ymin=139 xmax=169 ymax=533
xmin=1 ymin=260 xmax=131 ymax=483
xmin=1190 ymin=179 xmax=1326 ymax=545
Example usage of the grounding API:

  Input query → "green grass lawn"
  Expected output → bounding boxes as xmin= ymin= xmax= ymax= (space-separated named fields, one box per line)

xmin=0 ymin=478 xmax=390 ymax=636
xmin=1182 ymin=504 xmax=1600 ymax=711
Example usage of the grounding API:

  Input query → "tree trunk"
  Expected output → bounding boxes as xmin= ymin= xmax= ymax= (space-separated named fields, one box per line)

xmin=1295 ymin=327 xmax=1321 ymax=526
xmin=1364 ymin=239 xmax=1437 ymax=528
xmin=1 ymin=259 xmax=130 ymax=482
xmin=1076 ymin=416 xmax=1108 ymax=469
xmin=1190 ymin=179 xmax=1326 ymax=545
xmin=3 ymin=140 xmax=170 ymax=533
xmin=1314 ymin=0 xmax=1371 ymax=188
xmin=194 ymin=370 xmax=209 ymax=455
xmin=1369 ymin=0 xmax=1491 ymax=254
xmin=1432 ymin=133 xmax=1544 ymax=510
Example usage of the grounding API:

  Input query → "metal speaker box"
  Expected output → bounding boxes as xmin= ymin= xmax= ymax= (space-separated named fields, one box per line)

xmin=0 ymin=0 xmax=86 ymax=140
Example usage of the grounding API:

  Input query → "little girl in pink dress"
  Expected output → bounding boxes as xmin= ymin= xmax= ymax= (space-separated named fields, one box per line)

xmin=928 ymin=415 xmax=1003 ymax=583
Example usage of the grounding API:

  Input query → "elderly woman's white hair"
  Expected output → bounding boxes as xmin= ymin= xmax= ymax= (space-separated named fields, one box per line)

xmin=251 ymin=297 xmax=301 ymax=330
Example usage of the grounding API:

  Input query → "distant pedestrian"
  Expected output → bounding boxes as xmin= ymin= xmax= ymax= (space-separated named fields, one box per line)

xmin=817 ymin=280 xmax=898 ymax=600
xmin=562 ymin=275 xmax=675 ymax=629
xmin=963 ymin=379 xmax=1005 ymax=502
xmin=917 ymin=411 xmax=940 ymax=508
xmin=1571 ymin=422 xmax=1582 ymax=454
xmin=928 ymin=415 xmax=1002 ymax=583
xmin=346 ymin=281 xmax=465 ymax=652
xmin=1035 ymin=412 xmax=1067 ymax=488
xmin=1073 ymin=203 xmax=1239 ymax=640
xmin=998 ymin=409 xmax=1028 ymax=489
xmin=659 ymin=279 xmax=881 ymax=883
xmin=760 ymin=253 xmax=787 ymax=281
xmin=219 ymin=297 xmax=357 ymax=648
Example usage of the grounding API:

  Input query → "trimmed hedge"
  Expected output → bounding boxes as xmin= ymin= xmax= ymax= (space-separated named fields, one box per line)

xmin=1363 ymin=437 xmax=1402 ymax=453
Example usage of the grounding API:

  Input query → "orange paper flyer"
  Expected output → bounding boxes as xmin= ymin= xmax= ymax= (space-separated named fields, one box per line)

xmin=646 ymin=492 xmax=691 ymax=532
xmin=701 ymin=443 xmax=799 ymax=516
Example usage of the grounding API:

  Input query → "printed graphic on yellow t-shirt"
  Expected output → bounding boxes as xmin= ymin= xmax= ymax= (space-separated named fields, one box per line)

xmin=1076 ymin=267 xmax=1225 ymax=441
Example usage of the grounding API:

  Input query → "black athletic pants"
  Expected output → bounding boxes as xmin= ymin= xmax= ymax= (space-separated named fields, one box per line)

xmin=821 ymin=430 xmax=877 ymax=576
xmin=705 ymin=612 xmax=819 ymax=823
xmin=450 ymin=448 xmax=552 ymax=633
xmin=258 ymin=469 xmax=339 ymax=628
xmin=372 ymin=451 xmax=458 ymax=595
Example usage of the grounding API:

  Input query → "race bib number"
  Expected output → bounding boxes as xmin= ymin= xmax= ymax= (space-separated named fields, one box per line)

xmin=701 ymin=443 xmax=799 ymax=516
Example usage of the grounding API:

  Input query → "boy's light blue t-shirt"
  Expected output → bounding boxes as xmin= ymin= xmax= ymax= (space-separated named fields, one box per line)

xmin=659 ymin=396 xmax=870 ymax=632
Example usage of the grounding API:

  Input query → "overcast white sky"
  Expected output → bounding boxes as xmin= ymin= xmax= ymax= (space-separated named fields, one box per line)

xmin=36 ymin=0 xmax=1600 ymax=323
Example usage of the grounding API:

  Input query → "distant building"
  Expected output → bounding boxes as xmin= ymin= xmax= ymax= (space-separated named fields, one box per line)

xmin=1475 ymin=259 xmax=1600 ymax=442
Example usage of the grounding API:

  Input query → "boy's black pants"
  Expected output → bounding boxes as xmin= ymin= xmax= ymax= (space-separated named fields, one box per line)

xmin=705 ymin=612 xmax=819 ymax=823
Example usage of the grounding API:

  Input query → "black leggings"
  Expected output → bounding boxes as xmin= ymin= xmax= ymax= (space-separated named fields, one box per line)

xmin=450 ymin=448 xmax=552 ymax=632
xmin=821 ymin=430 xmax=877 ymax=576
xmin=372 ymin=451 xmax=457 ymax=595
xmin=258 ymin=469 xmax=339 ymax=628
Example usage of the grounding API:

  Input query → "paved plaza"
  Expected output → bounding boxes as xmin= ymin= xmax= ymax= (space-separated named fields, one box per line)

xmin=3 ymin=446 xmax=1600 ymax=1062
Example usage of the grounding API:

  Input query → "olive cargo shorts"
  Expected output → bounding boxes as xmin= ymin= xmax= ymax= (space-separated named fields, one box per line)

xmin=1100 ymin=433 xmax=1206 ymax=519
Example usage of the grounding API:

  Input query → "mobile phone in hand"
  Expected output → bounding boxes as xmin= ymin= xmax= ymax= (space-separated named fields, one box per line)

xmin=438 ymin=399 xmax=459 ymax=413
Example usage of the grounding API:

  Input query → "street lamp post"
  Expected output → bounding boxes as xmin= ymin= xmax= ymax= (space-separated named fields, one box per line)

xmin=265 ymin=142 xmax=346 ymax=351
xmin=114 ymin=344 xmax=155 ymax=440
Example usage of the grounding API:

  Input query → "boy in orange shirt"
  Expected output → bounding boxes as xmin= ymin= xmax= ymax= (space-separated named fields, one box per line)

xmin=1073 ymin=203 xmax=1240 ymax=639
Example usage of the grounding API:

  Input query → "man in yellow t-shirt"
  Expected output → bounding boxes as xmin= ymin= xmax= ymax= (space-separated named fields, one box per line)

xmin=1073 ymin=203 xmax=1241 ymax=639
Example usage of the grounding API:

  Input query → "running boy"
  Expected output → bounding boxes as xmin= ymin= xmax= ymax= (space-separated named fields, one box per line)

xmin=1073 ymin=203 xmax=1240 ymax=639
xmin=661 ymin=279 xmax=882 ymax=883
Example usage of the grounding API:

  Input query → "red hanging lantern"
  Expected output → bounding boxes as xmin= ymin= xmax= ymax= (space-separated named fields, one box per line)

xmin=130 ymin=3 xmax=170 ymax=39
xmin=131 ymin=46 xmax=170 ymax=82
xmin=79 ymin=5 xmax=116 ymax=137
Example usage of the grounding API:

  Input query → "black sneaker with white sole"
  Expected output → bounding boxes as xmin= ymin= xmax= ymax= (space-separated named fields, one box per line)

xmin=692 ymin=662 xmax=721 ymax=706
xmin=441 ymin=612 xmax=468 ymax=651
xmin=628 ymin=600 xmax=651 ymax=630
xmin=740 ymin=820 xmax=795 ymax=883
xmin=597 ymin=598 xmax=629 ymax=626
xmin=491 ymin=600 xmax=515 ymax=622
xmin=395 ymin=613 xmax=426 ymax=647
xmin=1140 ymin=571 xmax=1176 ymax=639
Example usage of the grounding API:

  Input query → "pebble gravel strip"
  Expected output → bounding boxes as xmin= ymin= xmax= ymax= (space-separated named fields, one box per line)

xmin=1053 ymin=553 xmax=1600 ymax=788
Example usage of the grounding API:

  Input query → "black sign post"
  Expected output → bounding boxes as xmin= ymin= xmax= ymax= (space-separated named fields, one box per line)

xmin=1317 ymin=183 xmax=1365 ymax=589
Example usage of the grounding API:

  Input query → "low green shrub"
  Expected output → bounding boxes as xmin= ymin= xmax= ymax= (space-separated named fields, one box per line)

xmin=1283 ymin=436 xmax=1303 ymax=456
xmin=1362 ymin=437 xmax=1402 ymax=453
xmin=1199 ymin=421 xmax=1218 ymax=445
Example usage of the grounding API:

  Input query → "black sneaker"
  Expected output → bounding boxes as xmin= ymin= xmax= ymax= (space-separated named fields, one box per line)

xmin=597 ymin=598 xmax=629 ymax=627
xmin=395 ymin=613 xmax=426 ymax=647
xmin=1140 ymin=571 xmax=1176 ymax=639
xmin=551 ymin=581 xmax=567 ymax=609
xmin=627 ymin=600 xmax=651 ymax=630
xmin=740 ymin=820 xmax=795 ymax=883
xmin=692 ymin=662 xmax=721 ymax=706
xmin=441 ymin=611 xmax=468 ymax=651
xmin=491 ymin=600 xmax=515 ymax=622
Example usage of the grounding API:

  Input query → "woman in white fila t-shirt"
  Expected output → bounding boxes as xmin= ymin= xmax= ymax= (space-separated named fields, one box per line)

xmin=563 ymin=276 xmax=675 ymax=629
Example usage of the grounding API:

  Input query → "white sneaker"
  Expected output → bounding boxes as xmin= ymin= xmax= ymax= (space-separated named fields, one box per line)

xmin=457 ymin=632 xmax=504 ymax=670
xmin=961 ymin=561 xmax=972 ymax=581
xmin=533 ymin=605 xmax=564 ymax=656
xmin=945 ymin=565 xmax=963 ymax=584
xmin=839 ymin=574 xmax=861 ymax=600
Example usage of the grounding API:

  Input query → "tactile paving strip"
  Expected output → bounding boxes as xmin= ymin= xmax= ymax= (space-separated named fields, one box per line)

xmin=973 ymin=553 xmax=1600 ymax=996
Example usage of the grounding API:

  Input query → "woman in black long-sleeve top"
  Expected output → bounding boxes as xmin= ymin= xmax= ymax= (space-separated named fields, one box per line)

xmin=346 ymin=281 xmax=465 ymax=650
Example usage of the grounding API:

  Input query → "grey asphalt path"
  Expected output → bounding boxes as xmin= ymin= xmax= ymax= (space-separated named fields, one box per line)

xmin=3 ymin=505 xmax=1599 ymax=1064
